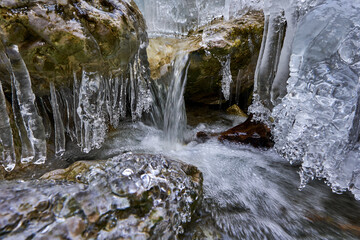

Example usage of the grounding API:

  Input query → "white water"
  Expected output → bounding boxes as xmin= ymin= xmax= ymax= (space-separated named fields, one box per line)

xmin=97 ymin=117 xmax=360 ymax=239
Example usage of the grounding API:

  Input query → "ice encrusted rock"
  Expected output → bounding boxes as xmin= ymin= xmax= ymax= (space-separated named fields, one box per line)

xmin=0 ymin=0 xmax=153 ymax=164
xmin=251 ymin=0 xmax=360 ymax=199
xmin=0 ymin=153 xmax=203 ymax=239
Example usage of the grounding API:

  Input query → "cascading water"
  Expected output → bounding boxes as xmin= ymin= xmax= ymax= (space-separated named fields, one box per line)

xmin=163 ymin=52 xmax=190 ymax=143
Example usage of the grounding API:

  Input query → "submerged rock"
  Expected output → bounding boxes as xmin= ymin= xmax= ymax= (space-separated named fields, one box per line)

xmin=219 ymin=114 xmax=274 ymax=148
xmin=0 ymin=153 xmax=203 ymax=239
xmin=196 ymin=114 xmax=274 ymax=148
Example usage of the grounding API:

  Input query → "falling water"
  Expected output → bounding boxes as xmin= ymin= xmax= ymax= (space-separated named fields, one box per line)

xmin=163 ymin=52 xmax=190 ymax=143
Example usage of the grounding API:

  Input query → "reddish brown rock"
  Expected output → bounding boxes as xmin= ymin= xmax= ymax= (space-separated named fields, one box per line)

xmin=218 ymin=114 xmax=274 ymax=148
xmin=195 ymin=115 xmax=273 ymax=148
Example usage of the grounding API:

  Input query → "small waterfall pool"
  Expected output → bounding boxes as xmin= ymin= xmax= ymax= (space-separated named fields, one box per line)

xmin=95 ymin=106 xmax=360 ymax=239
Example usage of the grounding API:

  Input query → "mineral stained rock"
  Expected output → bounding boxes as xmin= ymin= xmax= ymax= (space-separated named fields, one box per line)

xmin=0 ymin=153 xmax=203 ymax=239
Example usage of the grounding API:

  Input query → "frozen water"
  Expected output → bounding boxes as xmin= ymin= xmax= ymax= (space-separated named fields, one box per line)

xmin=220 ymin=54 xmax=233 ymax=101
xmin=6 ymin=45 xmax=47 ymax=165
xmin=134 ymin=0 xmax=264 ymax=37
xmin=0 ymin=81 xmax=15 ymax=171
xmin=50 ymin=82 xmax=66 ymax=155
xmin=251 ymin=0 xmax=360 ymax=199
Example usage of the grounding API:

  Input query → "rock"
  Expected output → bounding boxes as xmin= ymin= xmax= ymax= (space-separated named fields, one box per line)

xmin=185 ymin=12 xmax=263 ymax=109
xmin=196 ymin=114 xmax=274 ymax=148
xmin=0 ymin=153 xmax=203 ymax=239
xmin=219 ymin=114 xmax=274 ymax=148
xmin=0 ymin=0 xmax=147 ymax=95
xmin=146 ymin=11 xmax=264 ymax=109
xmin=226 ymin=104 xmax=248 ymax=117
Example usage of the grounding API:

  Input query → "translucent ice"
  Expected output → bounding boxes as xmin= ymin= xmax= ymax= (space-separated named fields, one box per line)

xmin=251 ymin=0 xmax=360 ymax=199
xmin=134 ymin=0 xmax=264 ymax=37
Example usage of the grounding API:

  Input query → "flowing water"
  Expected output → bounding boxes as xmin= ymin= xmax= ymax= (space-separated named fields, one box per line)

xmin=96 ymin=110 xmax=360 ymax=239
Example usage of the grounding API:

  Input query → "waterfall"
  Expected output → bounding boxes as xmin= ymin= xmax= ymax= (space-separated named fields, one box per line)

xmin=250 ymin=0 xmax=360 ymax=199
xmin=163 ymin=52 xmax=190 ymax=143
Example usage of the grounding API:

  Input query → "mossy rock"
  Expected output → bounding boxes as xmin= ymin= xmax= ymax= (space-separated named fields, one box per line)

xmin=185 ymin=11 xmax=264 ymax=110
xmin=0 ymin=0 xmax=147 ymax=96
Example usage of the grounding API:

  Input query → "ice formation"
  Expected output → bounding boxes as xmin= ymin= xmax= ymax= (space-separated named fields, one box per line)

xmin=134 ymin=0 xmax=264 ymax=37
xmin=220 ymin=54 xmax=233 ymax=101
xmin=0 ymin=45 xmax=152 ymax=167
xmin=250 ymin=0 xmax=360 ymax=199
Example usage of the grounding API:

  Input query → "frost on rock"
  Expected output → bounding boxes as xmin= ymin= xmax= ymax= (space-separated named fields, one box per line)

xmin=134 ymin=0 xmax=263 ymax=37
xmin=251 ymin=0 xmax=360 ymax=199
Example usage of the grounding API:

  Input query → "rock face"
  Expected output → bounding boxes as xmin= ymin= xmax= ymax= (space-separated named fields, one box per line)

xmin=0 ymin=0 xmax=147 ymax=95
xmin=0 ymin=153 xmax=203 ymax=239
xmin=147 ymin=12 xmax=263 ymax=110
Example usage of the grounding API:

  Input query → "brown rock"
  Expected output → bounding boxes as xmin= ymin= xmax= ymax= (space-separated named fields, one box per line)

xmin=218 ymin=114 xmax=274 ymax=148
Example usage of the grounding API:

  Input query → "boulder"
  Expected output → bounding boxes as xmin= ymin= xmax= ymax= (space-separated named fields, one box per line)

xmin=0 ymin=0 xmax=147 ymax=96
xmin=0 ymin=153 xmax=203 ymax=239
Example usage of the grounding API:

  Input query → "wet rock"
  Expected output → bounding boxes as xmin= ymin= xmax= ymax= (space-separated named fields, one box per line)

xmin=0 ymin=0 xmax=147 ymax=95
xmin=226 ymin=104 xmax=248 ymax=117
xmin=196 ymin=114 xmax=274 ymax=148
xmin=0 ymin=153 xmax=203 ymax=239
xmin=146 ymin=12 xmax=264 ymax=109
xmin=185 ymin=12 xmax=264 ymax=109
xmin=219 ymin=114 xmax=274 ymax=148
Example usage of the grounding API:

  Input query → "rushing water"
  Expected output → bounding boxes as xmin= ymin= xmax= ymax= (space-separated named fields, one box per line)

xmin=96 ymin=108 xmax=360 ymax=239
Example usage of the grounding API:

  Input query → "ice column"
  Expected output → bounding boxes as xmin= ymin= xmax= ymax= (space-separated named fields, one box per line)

xmin=0 ymin=81 xmax=16 ymax=171
xmin=50 ymin=82 xmax=66 ymax=155
xmin=6 ymin=45 xmax=47 ymax=164
xmin=220 ymin=54 xmax=233 ymax=101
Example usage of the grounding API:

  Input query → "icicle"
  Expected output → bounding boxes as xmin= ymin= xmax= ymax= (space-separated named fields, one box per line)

xmin=220 ymin=54 xmax=233 ymax=101
xmin=77 ymin=70 xmax=107 ymax=153
xmin=50 ymin=82 xmax=65 ymax=155
xmin=6 ymin=45 xmax=47 ymax=164
xmin=253 ymin=12 xmax=286 ymax=109
xmin=0 ymin=81 xmax=16 ymax=172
